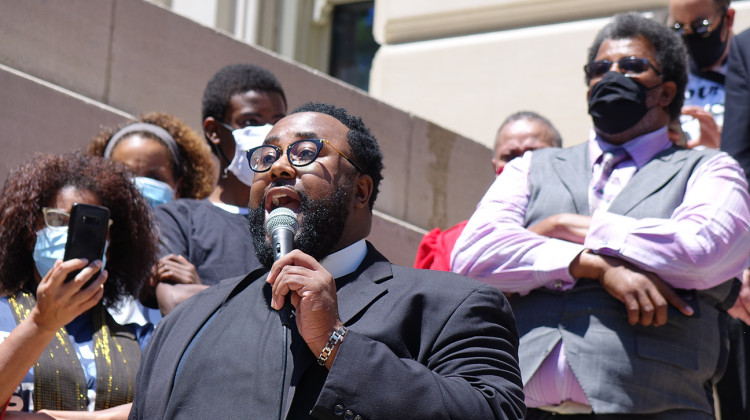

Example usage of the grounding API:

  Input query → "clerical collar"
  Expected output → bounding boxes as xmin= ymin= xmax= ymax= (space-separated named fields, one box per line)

xmin=320 ymin=239 xmax=367 ymax=279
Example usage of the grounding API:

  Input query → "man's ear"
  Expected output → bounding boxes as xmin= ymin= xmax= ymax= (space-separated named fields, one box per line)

xmin=203 ymin=117 xmax=221 ymax=147
xmin=726 ymin=8 xmax=735 ymax=35
xmin=491 ymin=158 xmax=501 ymax=172
xmin=353 ymin=174 xmax=374 ymax=210
xmin=659 ymin=81 xmax=678 ymax=108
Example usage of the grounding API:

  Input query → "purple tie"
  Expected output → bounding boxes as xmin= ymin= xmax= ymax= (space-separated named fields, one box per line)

xmin=589 ymin=148 xmax=630 ymax=213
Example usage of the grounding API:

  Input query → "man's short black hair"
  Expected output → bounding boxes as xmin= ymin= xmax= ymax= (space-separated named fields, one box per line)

xmin=587 ymin=12 xmax=688 ymax=121
xmin=201 ymin=63 xmax=287 ymax=122
xmin=291 ymin=102 xmax=384 ymax=210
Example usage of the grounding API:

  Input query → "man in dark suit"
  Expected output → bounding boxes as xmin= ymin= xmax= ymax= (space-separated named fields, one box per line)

xmin=718 ymin=26 xmax=750 ymax=420
xmin=722 ymin=27 xmax=750 ymax=182
xmin=128 ymin=102 xmax=525 ymax=419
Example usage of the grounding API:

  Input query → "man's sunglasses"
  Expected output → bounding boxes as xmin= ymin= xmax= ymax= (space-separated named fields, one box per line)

xmin=584 ymin=56 xmax=662 ymax=79
xmin=670 ymin=8 xmax=726 ymax=38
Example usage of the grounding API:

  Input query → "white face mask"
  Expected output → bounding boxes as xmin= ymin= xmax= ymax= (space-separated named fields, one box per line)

xmin=32 ymin=226 xmax=109 ymax=280
xmin=225 ymin=124 xmax=273 ymax=186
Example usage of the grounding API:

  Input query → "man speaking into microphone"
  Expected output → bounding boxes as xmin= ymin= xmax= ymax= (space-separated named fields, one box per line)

xmin=129 ymin=103 xmax=525 ymax=419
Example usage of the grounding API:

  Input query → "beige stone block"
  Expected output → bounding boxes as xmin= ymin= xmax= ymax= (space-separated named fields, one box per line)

xmin=0 ymin=65 xmax=132 ymax=183
xmin=404 ymin=118 xmax=494 ymax=230
xmin=367 ymin=211 xmax=427 ymax=267
xmin=371 ymin=18 xmax=602 ymax=151
xmin=0 ymin=0 xmax=113 ymax=102
xmin=108 ymin=0 xmax=255 ymax=128
xmin=374 ymin=0 xmax=669 ymax=44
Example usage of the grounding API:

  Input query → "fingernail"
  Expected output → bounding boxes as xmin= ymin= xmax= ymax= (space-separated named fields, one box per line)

xmin=685 ymin=306 xmax=694 ymax=316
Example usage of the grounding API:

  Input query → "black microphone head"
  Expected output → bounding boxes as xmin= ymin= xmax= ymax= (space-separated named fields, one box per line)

xmin=266 ymin=207 xmax=298 ymax=236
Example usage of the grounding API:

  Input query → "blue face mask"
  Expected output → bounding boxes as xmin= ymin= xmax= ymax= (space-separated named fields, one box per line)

xmin=133 ymin=176 xmax=175 ymax=207
xmin=33 ymin=226 xmax=68 ymax=279
xmin=33 ymin=226 xmax=110 ymax=280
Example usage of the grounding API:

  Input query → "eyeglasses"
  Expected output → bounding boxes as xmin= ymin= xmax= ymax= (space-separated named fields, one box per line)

xmin=670 ymin=8 xmax=726 ymax=38
xmin=42 ymin=208 xmax=114 ymax=230
xmin=584 ymin=56 xmax=662 ymax=79
xmin=42 ymin=208 xmax=71 ymax=229
xmin=247 ymin=139 xmax=363 ymax=173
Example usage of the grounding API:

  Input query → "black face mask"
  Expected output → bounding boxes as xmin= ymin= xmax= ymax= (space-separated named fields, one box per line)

xmin=683 ymin=15 xmax=727 ymax=70
xmin=588 ymin=71 xmax=658 ymax=135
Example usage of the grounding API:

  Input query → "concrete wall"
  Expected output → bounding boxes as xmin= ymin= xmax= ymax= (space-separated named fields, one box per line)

xmin=371 ymin=0 xmax=750 ymax=150
xmin=0 ymin=0 xmax=500 ymax=266
xmin=0 ymin=65 xmax=133 ymax=184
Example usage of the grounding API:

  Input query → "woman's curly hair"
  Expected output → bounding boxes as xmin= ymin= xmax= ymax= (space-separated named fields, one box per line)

xmin=89 ymin=112 xmax=216 ymax=199
xmin=0 ymin=153 xmax=159 ymax=308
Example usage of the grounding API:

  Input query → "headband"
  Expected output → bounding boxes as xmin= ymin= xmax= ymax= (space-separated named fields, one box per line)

xmin=103 ymin=123 xmax=181 ymax=169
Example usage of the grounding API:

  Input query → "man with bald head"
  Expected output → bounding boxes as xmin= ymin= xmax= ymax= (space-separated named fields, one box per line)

xmin=129 ymin=103 xmax=525 ymax=419
xmin=492 ymin=111 xmax=562 ymax=175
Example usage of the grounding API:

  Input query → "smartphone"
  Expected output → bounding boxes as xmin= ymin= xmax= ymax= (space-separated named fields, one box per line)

xmin=63 ymin=203 xmax=110 ymax=284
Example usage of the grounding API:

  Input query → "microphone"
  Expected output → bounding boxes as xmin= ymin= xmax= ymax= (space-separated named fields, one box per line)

xmin=266 ymin=207 xmax=298 ymax=325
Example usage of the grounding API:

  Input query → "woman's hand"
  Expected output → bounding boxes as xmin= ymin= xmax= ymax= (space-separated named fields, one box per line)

xmin=0 ymin=259 xmax=106 ymax=410
xmin=30 ymin=258 xmax=107 ymax=332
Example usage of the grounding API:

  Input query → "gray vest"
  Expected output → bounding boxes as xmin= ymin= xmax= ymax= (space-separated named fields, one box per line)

xmin=512 ymin=142 xmax=733 ymax=415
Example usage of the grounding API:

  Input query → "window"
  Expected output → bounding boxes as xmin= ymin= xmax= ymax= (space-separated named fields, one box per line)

xmin=329 ymin=2 xmax=379 ymax=91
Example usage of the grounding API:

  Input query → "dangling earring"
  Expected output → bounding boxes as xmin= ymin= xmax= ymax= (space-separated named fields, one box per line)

xmin=222 ymin=167 xmax=229 ymax=179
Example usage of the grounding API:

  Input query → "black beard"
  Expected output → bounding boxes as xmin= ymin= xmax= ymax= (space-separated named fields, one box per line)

xmin=247 ymin=182 xmax=352 ymax=268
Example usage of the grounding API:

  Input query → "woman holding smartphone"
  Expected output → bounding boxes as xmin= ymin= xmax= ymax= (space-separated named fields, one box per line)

xmin=0 ymin=153 xmax=157 ymax=418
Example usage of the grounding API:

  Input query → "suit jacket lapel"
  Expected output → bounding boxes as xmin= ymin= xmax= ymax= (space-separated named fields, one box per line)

xmin=608 ymin=146 xmax=685 ymax=215
xmin=285 ymin=243 xmax=391 ymax=416
xmin=336 ymin=243 xmax=391 ymax=324
xmin=551 ymin=144 xmax=592 ymax=216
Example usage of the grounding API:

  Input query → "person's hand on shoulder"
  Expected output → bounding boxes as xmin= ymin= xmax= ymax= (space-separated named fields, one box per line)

xmin=151 ymin=254 xmax=201 ymax=286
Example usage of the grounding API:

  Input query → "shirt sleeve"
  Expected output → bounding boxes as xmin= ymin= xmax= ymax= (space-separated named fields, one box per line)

xmin=154 ymin=202 xmax=190 ymax=258
xmin=451 ymin=153 xmax=584 ymax=295
xmin=585 ymin=152 xmax=750 ymax=289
